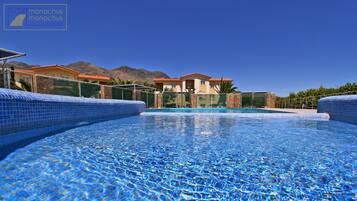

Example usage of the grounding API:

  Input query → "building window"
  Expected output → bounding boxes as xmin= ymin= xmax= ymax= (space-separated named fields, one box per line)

xmin=200 ymin=80 xmax=205 ymax=85
xmin=186 ymin=80 xmax=194 ymax=90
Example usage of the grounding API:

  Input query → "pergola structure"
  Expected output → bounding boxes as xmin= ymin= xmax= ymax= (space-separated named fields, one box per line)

xmin=0 ymin=48 xmax=26 ymax=88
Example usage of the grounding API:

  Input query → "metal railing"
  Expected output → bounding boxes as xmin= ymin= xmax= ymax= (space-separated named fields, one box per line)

xmin=0 ymin=69 xmax=156 ymax=108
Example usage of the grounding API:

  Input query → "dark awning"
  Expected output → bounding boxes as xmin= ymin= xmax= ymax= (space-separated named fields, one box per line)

xmin=0 ymin=48 xmax=26 ymax=61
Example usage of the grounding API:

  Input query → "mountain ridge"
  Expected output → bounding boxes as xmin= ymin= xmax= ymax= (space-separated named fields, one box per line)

xmin=7 ymin=61 xmax=170 ymax=84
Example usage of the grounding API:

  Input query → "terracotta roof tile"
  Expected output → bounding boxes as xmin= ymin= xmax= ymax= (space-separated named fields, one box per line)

xmin=209 ymin=78 xmax=233 ymax=82
xmin=14 ymin=69 xmax=34 ymax=74
xmin=153 ymin=78 xmax=181 ymax=82
xmin=78 ymin=74 xmax=111 ymax=81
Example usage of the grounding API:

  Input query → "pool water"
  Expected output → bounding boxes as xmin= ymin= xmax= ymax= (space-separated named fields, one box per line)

xmin=0 ymin=115 xmax=356 ymax=200
xmin=146 ymin=108 xmax=286 ymax=113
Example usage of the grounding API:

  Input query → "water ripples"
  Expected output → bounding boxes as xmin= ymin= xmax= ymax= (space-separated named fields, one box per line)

xmin=0 ymin=115 xmax=356 ymax=200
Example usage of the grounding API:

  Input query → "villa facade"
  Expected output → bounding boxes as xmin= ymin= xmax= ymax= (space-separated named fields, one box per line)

xmin=153 ymin=73 xmax=233 ymax=94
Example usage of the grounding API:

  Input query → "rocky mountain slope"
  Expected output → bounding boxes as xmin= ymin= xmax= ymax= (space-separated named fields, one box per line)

xmin=7 ymin=61 xmax=169 ymax=83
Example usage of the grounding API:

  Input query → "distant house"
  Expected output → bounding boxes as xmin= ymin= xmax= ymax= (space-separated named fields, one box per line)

xmin=14 ymin=65 xmax=112 ymax=84
xmin=153 ymin=73 xmax=233 ymax=94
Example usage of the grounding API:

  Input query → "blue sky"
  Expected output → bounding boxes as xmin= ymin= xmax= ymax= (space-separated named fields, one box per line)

xmin=1 ymin=0 xmax=356 ymax=96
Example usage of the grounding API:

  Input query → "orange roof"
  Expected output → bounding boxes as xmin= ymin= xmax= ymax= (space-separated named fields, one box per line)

xmin=153 ymin=78 xmax=181 ymax=82
xmin=32 ymin=65 xmax=80 ymax=75
xmin=14 ymin=69 xmax=34 ymax=75
xmin=209 ymin=78 xmax=233 ymax=82
xmin=154 ymin=73 xmax=233 ymax=83
xmin=78 ymin=74 xmax=111 ymax=81
xmin=180 ymin=73 xmax=211 ymax=80
xmin=14 ymin=68 xmax=111 ymax=81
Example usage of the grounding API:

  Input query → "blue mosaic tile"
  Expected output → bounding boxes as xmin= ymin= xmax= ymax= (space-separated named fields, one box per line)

xmin=318 ymin=95 xmax=357 ymax=124
xmin=0 ymin=89 xmax=145 ymax=135
xmin=0 ymin=88 xmax=145 ymax=158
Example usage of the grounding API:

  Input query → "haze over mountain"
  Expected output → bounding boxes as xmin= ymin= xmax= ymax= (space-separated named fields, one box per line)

xmin=7 ymin=61 xmax=169 ymax=84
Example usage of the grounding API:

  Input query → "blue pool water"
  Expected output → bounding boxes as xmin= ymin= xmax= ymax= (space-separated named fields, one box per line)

xmin=146 ymin=108 xmax=286 ymax=113
xmin=0 ymin=115 xmax=356 ymax=200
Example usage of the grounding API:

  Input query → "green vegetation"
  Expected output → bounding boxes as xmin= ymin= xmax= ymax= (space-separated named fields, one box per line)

xmin=111 ymin=78 xmax=133 ymax=85
xmin=276 ymin=82 xmax=357 ymax=108
xmin=215 ymin=78 xmax=238 ymax=93
xmin=287 ymin=82 xmax=357 ymax=98
xmin=111 ymin=78 xmax=155 ymax=88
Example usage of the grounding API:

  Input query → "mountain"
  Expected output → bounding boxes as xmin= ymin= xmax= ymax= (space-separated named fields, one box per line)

xmin=7 ymin=61 xmax=169 ymax=84
xmin=66 ymin=61 xmax=110 ymax=76
xmin=5 ymin=61 xmax=37 ymax=69
xmin=65 ymin=62 xmax=169 ymax=83
xmin=110 ymin=66 xmax=169 ymax=82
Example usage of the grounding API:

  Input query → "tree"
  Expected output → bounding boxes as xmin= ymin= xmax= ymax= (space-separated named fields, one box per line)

xmin=215 ymin=78 xmax=238 ymax=93
xmin=111 ymin=78 xmax=135 ymax=85
xmin=275 ymin=82 xmax=357 ymax=108
xmin=111 ymin=78 xmax=124 ymax=85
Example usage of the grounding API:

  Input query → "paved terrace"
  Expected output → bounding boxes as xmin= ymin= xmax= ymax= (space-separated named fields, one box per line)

xmin=264 ymin=108 xmax=318 ymax=114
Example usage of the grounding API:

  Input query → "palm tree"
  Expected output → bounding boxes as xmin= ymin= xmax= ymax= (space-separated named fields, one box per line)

xmin=143 ymin=81 xmax=155 ymax=88
xmin=215 ymin=78 xmax=238 ymax=93
xmin=111 ymin=78 xmax=124 ymax=85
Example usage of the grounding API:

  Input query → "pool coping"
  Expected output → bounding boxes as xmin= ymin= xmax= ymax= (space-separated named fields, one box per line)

xmin=142 ymin=112 xmax=330 ymax=120
xmin=263 ymin=108 xmax=318 ymax=114
xmin=318 ymin=95 xmax=357 ymax=125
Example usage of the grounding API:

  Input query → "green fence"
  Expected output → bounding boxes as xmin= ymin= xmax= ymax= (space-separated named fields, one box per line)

xmin=161 ymin=93 xmax=227 ymax=108
xmin=36 ymin=76 xmax=80 ymax=97
xmin=1 ymin=70 xmax=157 ymax=108
xmin=197 ymin=94 xmax=227 ymax=108
xmin=80 ymin=82 xmax=101 ymax=98
xmin=112 ymin=87 xmax=133 ymax=100
xmin=211 ymin=94 xmax=227 ymax=108
xmin=162 ymin=92 xmax=178 ymax=108
xmin=162 ymin=92 xmax=192 ymax=108
xmin=181 ymin=93 xmax=191 ymax=108
xmin=242 ymin=92 xmax=267 ymax=108
xmin=140 ymin=91 xmax=155 ymax=108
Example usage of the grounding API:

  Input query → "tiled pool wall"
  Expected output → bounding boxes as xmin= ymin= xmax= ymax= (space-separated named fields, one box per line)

xmin=318 ymin=95 xmax=357 ymax=124
xmin=0 ymin=89 xmax=145 ymax=160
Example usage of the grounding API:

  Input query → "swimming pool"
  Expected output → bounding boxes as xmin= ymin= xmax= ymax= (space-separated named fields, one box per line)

xmin=146 ymin=108 xmax=286 ymax=113
xmin=0 ymin=115 xmax=355 ymax=200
